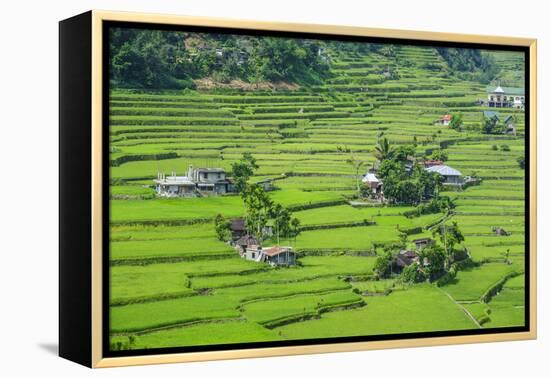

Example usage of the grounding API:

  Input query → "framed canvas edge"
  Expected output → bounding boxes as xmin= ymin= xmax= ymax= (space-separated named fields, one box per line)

xmin=89 ymin=9 xmax=537 ymax=368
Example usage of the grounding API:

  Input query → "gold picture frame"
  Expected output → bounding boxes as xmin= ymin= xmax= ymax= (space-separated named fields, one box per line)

xmin=59 ymin=9 xmax=537 ymax=368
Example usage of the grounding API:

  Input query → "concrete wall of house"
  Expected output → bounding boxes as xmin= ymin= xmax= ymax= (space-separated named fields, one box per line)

xmin=268 ymin=252 xmax=296 ymax=265
xmin=215 ymin=183 xmax=227 ymax=194
xmin=444 ymin=175 xmax=462 ymax=184
xmin=245 ymin=248 xmax=259 ymax=261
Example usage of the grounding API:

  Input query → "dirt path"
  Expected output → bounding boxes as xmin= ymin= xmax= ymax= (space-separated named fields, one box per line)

xmin=438 ymin=287 xmax=482 ymax=329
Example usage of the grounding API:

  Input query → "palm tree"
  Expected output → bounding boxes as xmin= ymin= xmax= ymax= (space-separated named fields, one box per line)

xmin=374 ymin=137 xmax=393 ymax=162
xmin=346 ymin=151 xmax=365 ymax=198
xmin=290 ymin=218 xmax=301 ymax=246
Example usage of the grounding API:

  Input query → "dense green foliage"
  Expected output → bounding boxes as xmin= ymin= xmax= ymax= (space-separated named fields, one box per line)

xmin=110 ymin=28 xmax=331 ymax=89
xmin=376 ymin=144 xmax=443 ymax=205
xmin=436 ymin=47 xmax=499 ymax=83
xmin=231 ymin=152 xmax=258 ymax=192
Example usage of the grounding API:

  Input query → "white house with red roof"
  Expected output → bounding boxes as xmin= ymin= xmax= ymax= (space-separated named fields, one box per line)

xmin=435 ymin=114 xmax=452 ymax=126
xmin=244 ymin=245 xmax=296 ymax=266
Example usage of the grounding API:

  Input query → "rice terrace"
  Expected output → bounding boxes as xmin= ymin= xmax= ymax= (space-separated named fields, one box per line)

xmin=107 ymin=27 xmax=527 ymax=351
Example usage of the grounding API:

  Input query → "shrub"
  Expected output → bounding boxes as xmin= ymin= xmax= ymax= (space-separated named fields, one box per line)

xmin=401 ymin=264 xmax=426 ymax=283
xmin=517 ymin=155 xmax=525 ymax=169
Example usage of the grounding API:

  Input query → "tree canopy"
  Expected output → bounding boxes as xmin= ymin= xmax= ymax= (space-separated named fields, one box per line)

xmin=231 ymin=152 xmax=259 ymax=193
xmin=109 ymin=28 xmax=331 ymax=89
xmin=436 ymin=47 xmax=499 ymax=83
xmin=376 ymin=143 xmax=442 ymax=205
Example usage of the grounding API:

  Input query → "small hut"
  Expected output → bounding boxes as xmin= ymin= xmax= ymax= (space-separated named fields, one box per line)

xmin=435 ymin=114 xmax=452 ymax=126
xmin=412 ymin=237 xmax=435 ymax=250
xmin=234 ymin=235 xmax=260 ymax=256
xmin=395 ymin=250 xmax=420 ymax=270
xmin=229 ymin=218 xmax=246 ymax=240
xmin=261 ymin=246 xmax=296 ymax=266
xmin=492 ymin=227 xmax=510 ymax=236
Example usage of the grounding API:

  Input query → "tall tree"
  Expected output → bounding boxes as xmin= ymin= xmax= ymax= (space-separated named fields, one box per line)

xmin=214 ymin=214 xmax=232 ymax=242
xmin=346 ymin=151 xmax=366 ymax=198
xmin=432 ymin=221 xmax=464 ymax=264
xmin=373 ymin=137 xmax=393 ymax=162
xmin=231 ymin=152 xmax=259 ymax=192
xmin=241 ymin=184 xmax=273 ymax=239
xmin=449 ymin=113 xmax=463 ymax=131
xmin=270 ymin=203 xmax=292 ymax=245
xmin=290 ymin=218 xmax=301 ymax=246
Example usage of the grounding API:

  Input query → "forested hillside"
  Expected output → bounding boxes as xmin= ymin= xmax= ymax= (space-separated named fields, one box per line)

xmin=109 ymin=28 xmax=503 ymax=89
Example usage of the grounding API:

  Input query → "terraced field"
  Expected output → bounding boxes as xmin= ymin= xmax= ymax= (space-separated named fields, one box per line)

xmin=108 ymin=44 xmax=526 ymax=351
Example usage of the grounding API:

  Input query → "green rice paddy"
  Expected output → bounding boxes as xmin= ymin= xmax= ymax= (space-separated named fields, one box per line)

xmin=108 ymin=45 xmax=526 ymax=350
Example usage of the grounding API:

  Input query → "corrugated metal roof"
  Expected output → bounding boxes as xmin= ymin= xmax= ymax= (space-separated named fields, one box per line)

xmin=483 ymin=110 xmax=500 ymax=119
xmin=426 ymin=165 xmax=462 ymax=176
xmin=154 ymin=176 xmax=195 ymax=185
xmin=194 ymin=167 xmax=225 ymax=172
xmin=362 ymin=173 xmax=380 ymax=183
xmin=236 ymin=235 xmax=260 ymax=246
xmin=262 ymin=246 xmax=293 ymax=257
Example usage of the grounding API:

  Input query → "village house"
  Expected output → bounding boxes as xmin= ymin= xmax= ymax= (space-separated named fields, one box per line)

xmin=154 ymin=173 xmax=196 ymax=197
xmin=425 ymin=164 xmax=463 ymax=186
xmin=234 ymin=234 xmax=260 ymax=256
xmin=262 ymin=246 xmax=296 ymax=266
xmin=435 ymin=114 xmax=452 ymax=126
xmin=244 ymin=244 xmax=262 ymax=261
xmin=229 ymin=218 xmax=247 ymax=240
xmin=362 ymin=172 xmax=383 ymax=196
xmin=243 ymin=245 xmax=296 ymax=266
xmin=395 ymin=250 xmax=420 ymax=269
xmin=187 ymin=166 xmax=234 ymax=194
xmin=237 ymin=50 xmax=248 ymax=66
xmin=255 ymin=178 xmax=276 ymax=191
xmin=229 ymin=218 xmax=273 ymax=241
xmin=487 ymin=85 xmax=525 ymax=109
xmin=483 ymin=110 xmax=516 ymax=135
xmin=412 ymin=237 xmax=434 ymax=250
xmin=155 ymin=166 xmax=235 ymax=197
xmin=423 ymin=159 xmax=444 ymax=168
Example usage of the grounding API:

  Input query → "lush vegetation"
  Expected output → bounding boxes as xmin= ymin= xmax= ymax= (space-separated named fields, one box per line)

xmin=107 ymin=32 xmax=526 ymax=351
xmin=110 ymin=28 xmax=331 ymax=89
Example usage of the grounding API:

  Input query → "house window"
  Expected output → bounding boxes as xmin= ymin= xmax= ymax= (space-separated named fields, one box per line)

xmin=251 ymin=252 xmax=255 ymax=258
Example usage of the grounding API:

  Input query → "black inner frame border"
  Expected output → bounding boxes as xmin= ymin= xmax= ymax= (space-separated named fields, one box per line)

xmin=102 ymin=19 xmax=531 ymax=359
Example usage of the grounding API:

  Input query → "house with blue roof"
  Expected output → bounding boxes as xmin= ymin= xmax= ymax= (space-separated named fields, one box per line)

xmin=482 ymin=111 xmax=517 ymax=135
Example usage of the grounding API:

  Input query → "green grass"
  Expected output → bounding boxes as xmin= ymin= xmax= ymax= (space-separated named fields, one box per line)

xmin=243 ymin=290 xmax=363 ymax=325
xmin=111 ymin=237 xmax=233 ymax=260
xmin=106 ymin=45 xmax=527 ymax=349
xmin=111 ymin=320 xmax=282 ymax=349
xmin=277 ymin=285 xmax=477 ymax=338
xmin=440 ymin=263 xmax=521 ymax=301
xmin=293 ymin=226 xmax=390 ymax=250
xmin=110 ymin=197 xmax=244 ymax=223
xmin=351 ymin=279 xmax=400 ymax=293
xmin=110 ymin=257 xmax=264 ymax=303
xmin=190 ymin=256 xmax=377 ymax=289
xmin=110 ymin=295 xmax=240 ymax=333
